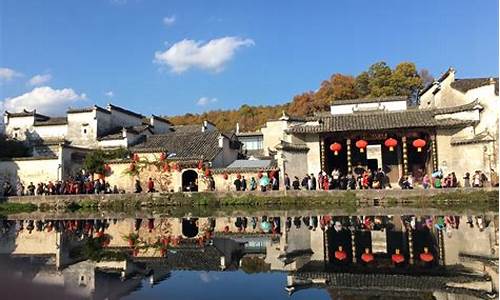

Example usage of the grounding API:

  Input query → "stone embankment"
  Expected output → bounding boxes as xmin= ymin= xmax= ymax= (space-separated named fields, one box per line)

xmin=0 ymin=188 xmax=497 ymax=210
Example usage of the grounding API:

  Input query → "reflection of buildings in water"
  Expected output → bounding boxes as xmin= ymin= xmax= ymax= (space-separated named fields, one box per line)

xmin=0 ymin=214 xmax=497 ymax=298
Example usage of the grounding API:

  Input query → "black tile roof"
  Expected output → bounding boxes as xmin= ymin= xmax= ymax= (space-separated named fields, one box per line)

xmin=332 ymin=96 xmax=408 ymax=105
xmin=151 ymin=114 xmax=173 ymax=124
xmin=98 ymin=125 xmax=153 ymax=141
xmin=107 ymin=104 xmax=144 ymax=119
xmin=171 ymin=124 xmax=202 ymax=133
xmin=4 ymin=109 xmax=49 ymax=119
xmin=131 ymin=130 xmax=224 ymax=161
xmin=286 ymin=101 xmax=480 ymax=134
xmin=67 ymin=105 xmax=110 ymax=114
xmin=34 ymin=117 xmax=68 ymax=126
xmin=275 ymin=140 xmax=309 ymax=152
xmin=451 ymin=78 xmax=498 ymax=95
xmin=236 ymin=131 xmax=263 ymax=137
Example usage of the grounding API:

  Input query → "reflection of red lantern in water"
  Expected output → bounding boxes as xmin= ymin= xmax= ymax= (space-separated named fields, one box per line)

xmin=334 ymin=246 xmax=347 ymax=261
xmin=160 ymin=248 xmax=166 ymax=257
xmin=330 ymin=143 xmax=342 ymax=156
xmin=384 ymin=138 xmax=398 ymax=151
xmin=361 ymin=248 xmax=374 ymax=263
xmin=419 ymin=247 xmax=434 ymax=262
xmin=412 ymin=139 xmax=426 ymax=152
xmin=355 ymin=139 xmax=368 ymax=153
xmin=392 ymin=249 xmax=405 ymax=264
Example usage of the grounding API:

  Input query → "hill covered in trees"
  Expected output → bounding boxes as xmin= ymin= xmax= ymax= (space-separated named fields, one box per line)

xmin=167 ymin=61 xmax=433 ymax=132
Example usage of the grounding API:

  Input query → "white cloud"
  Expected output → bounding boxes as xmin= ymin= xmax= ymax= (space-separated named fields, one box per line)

xmin=154 ymin=36 xmax=254 ymax=73
xmin=196 ymin=97 xmax=218 ymax=106
xmin=105 ymin=91 xmax=114 ymax=98
xmin=28 ymin=73 xmax=52 ymax=86
xmin=163 ymin=16 xmax=176 ymax=26
xmin=0 ymin=67 xmax=22 ymax=82
xmin=2 ymin=86 xmax=86 ymax=115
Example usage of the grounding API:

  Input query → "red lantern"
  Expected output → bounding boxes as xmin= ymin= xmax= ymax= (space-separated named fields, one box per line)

xmin=223 ymin=173 xmax=228 ymax=180
xmin=330 ymin=143 xmax=342 ymax=156
xmin=197 ymin=160 xmax=203 ymax=170
xmin=237 ymin=173 xmax=242 ymax=180
xmin=205 ymin=169 xmax=211 ymax=177
xmin=162 ymin=163 xmax=170 ymax=173
xmin=129 ymin=163 xmax=135 ymax=172
xmin=160 ymin=248 xmax=166 ymax=257
xmin=269 ymin=170 xmax=276 ymax=179
xmin=171 ymin=163 xmax=178 ymax=171
xmin=159 ymin=152 xmax=166 ymax=161
xmin=104 ymin=164 xmax=111 ymax=173
xmin=412 ymin=139 xmax=426 ymax=152
xmin=133 ymin=153 xmax=140 ymax=162
xmin=355 ymin=139 xmax=368 ymax=153
xmin=384 ymin=138 xmax=398 ymax=151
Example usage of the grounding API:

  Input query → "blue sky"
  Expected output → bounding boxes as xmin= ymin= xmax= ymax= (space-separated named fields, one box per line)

xmin=0 ymin=0 xmax=498 ymax=116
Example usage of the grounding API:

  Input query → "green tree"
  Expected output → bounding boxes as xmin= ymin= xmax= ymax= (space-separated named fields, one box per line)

xmin=367 ymin=61 xmax=395 ymax=97
xmin=355 ymin=71 xmax=370 ymax=97
xmin=390 ymin=62 xmax=423 ymax=96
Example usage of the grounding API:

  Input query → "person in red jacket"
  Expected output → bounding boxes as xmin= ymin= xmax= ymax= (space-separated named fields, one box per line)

xmin=147 ymin=178 xmax=155 ymax=193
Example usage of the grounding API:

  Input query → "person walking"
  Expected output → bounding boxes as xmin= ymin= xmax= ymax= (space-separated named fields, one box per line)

xmin=284 ymin=173 xmax=291 ymax=190
xmin=463 ymin=172 xmax=471 ymax=188
xmin=292 ymin=176 xmax=300 ymax=190
xmin=234 ymin=177 xmax=242 ymax=191
xmin=135 ymin=180 xmax=143 ymax=193
xmin=241 ymin=176 xmax=247 ymax=191
xmin=147 ymin=177 xmax=155 ymax=193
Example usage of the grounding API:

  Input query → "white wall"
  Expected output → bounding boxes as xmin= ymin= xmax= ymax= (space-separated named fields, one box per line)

xmin=108 ymin=108 xmax=142 ymax=128
xmin=67 ymin=111 xmax=98 ymax=147
xmin=32 ymin=124 xmax=68 ymax=139
xmin=4 ymin=115 xmax=35 ymax=140
xmin=0 ymin=157 xmax=61 ymax=187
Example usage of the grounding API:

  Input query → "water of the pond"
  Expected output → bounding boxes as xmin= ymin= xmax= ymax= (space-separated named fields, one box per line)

xmin=0 ymin=208 xmax=497 ymax=299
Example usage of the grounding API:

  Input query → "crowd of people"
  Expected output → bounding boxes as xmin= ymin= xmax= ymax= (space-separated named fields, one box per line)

xmin=1 ymin=167 xmax=497 ymax=197
xmin=281 ymin=167 xmax=498 ymax=191
xmin=1 ymin=174 xmax=121 ymax=197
